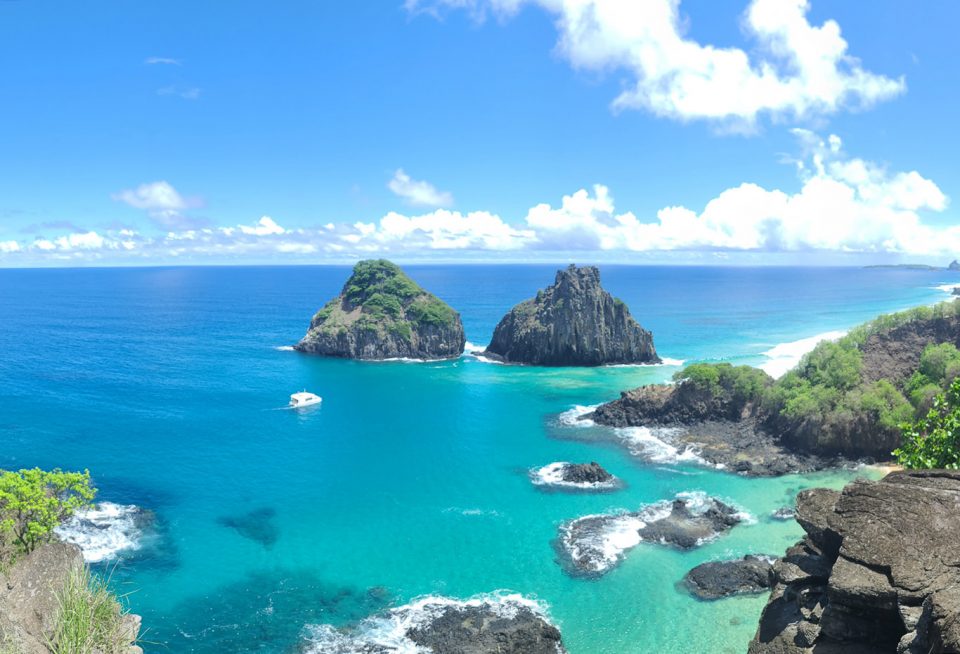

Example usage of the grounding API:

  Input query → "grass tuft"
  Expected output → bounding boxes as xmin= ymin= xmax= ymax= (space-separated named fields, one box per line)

xmin=47 ymin=565 xmax=134 ymax=654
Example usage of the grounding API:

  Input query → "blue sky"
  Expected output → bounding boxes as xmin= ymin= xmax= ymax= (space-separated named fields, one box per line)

xmin=0 ymin=0 xmax=958 ymax=266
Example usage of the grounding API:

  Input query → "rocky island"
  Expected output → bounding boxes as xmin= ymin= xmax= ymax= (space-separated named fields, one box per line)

xmin=750 ymin=470 xmax=960 ymax=653
xmin=587 ymin=301 xmax=960 ymax=474
xmin=295 ymin=259 xmax=465 ymax=360
xmin=483 ymin=265 xmax=659 ymax=366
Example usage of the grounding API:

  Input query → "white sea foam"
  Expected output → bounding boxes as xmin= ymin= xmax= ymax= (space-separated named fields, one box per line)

xmin=560 ymin=491 xmax=753 ymax=574
xmin=274 ymin=345 xmax=296 ymax=351
xmin=557 ymin=404 xmax=598 ymax=428
xmin=302 ymin=593 xmax=557 ymax=654
xmin=530 ymin=462 xmax=619 ymax=490
xmin=54 ymin=502 xmax=147 ymax=563
xmin=759 ymin=330 xmax=847 ymax=378
xmin=936 ymin=283 xmax=960 ymax=294
xmin=615 ymin=426 xmax=708 ymax=466
xmin=442 ymin=507 xmax=502 ymax=518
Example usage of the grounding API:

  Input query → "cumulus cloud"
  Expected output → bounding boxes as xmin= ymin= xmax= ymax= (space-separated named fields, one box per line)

xmin=388 ymin=169 xmax=454 ymax=207
xmin=3 ymin=133 xmax=954 ymax=263
xmin=112 ymin=181 xmax=206 ymax=229
xmin=406 ymin=0 xmax=905 ymax=126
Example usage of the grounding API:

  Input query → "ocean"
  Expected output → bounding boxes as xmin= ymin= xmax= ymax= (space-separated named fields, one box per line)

xmin=0 ymin=265 xmax=953 ymax=653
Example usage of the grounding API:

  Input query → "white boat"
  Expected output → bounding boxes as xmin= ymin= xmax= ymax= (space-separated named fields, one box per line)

xmin=289 ymin=390 xmax=322 ymax=408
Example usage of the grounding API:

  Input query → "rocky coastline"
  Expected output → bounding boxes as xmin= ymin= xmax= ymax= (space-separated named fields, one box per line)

xmin=483 ymin=265 xmax=659 ymax=366
xmin=749 ymin=470 xmax=960 ymax=653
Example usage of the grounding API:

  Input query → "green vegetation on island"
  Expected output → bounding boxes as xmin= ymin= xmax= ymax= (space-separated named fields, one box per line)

xmin=296 ymin=259 xmax=465 ymax=360
xmin=664 ymin=301 xmax=960 ymax=462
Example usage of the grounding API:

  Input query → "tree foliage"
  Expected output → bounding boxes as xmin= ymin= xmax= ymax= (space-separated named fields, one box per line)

xmin=0 ymin=468 xmax=96 ymax=556
xmin=895 ymin=378 xmax=960 ymax=469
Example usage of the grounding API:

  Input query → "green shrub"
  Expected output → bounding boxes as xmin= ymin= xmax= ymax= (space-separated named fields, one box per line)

xmin=895 ymin=377 xmax=960 ymax=469
xmin=673 ymin=363 xmax=771 ymax=406
xmin=406 ymin=297 xmax=456 ymax=327
xmin=0 ymin=469 xmax=95 ymax=556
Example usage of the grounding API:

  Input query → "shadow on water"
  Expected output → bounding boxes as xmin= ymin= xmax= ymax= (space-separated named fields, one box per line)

xmin=217 ymin=507 xmax=280 ymax=549
xmin=147 ymin=570 xmax=393 ymax=653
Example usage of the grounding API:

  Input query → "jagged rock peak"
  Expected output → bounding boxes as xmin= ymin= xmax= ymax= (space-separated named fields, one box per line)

xmin=483 ymin=264 xmax=659 ymax=366
xmin=295 ymin=259 xmax=465 ymax=360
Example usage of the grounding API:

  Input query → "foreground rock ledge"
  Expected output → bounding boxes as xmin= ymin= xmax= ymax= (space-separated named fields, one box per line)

xmin=483 ymin=264 xmax=659 ymax=366
xmin=0 ymin=542 xmax=142 ymax=654
xmin=749 ymin=470 xmax=960 ymax=653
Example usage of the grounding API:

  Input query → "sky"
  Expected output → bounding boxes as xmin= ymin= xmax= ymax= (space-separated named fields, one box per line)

xmin=0 ymin=0 xmax=958 ymax=267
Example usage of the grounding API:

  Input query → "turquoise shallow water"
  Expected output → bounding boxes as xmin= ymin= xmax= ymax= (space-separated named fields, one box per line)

xmin=0 ymin=265 xmax=953 ymax=653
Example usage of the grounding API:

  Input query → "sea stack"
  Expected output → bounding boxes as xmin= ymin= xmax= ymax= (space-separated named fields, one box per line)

xmin=295 ymin=259 xmax=465 ymax=360
xmin=483 ymin=264 xmax=659 ymax=366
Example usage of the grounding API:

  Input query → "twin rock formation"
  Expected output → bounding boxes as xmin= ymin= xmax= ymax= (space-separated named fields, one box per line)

xmin=296 ymin=260 xmax=659 ymax=366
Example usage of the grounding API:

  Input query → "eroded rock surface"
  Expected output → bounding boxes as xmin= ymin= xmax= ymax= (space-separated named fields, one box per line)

xmin=749 ymin=470 xmax=960 ymax=653
xmin=484 ymin=265 xmax=658 ymax=366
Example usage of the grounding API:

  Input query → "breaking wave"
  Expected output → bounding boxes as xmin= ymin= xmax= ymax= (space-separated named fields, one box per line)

xmin=55 ymin=502 xmax=150 ymax=564
xmin=759 ymin=330 xmax=847 ymax=378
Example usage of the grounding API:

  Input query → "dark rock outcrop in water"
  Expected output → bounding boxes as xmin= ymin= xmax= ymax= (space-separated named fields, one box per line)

xmin=483 ymin=265 xmax=659 ymax=366
xmin=295 ymin=259 xmax=465 ymax=360
xmin=949 ymin=259 xmax=960 ymax=272
xmin=558 ymin=493 xmax=745 ymax=577
xmin=304 ymin=596 xmax=567 ymax=653
xmin=683 ymin=555 xmax=775 ymax=600
xmin=750 ymin=470 xmax=960 ymax=653
xmin=560 ymin=462 xmax=613 ymax=484
xmin=406 ymin=602 xmax=567 ymax=654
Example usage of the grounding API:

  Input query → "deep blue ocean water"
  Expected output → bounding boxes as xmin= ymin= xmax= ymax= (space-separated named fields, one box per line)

xmin=0 ymin=265 xmax=954 ymax=653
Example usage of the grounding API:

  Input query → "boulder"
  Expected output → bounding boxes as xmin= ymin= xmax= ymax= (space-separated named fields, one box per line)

xmin=484 ymin=265 xmax=658 ymax=366
xmin=750 ymin=470 xmax=960 ymax=653
xmin=682 ymin=555 xmax=775 ymax=600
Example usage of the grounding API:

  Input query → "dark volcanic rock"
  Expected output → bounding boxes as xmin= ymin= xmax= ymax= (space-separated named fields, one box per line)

xmin=558 ymin=493 xmax=745 ymax=577
xmin=749 ymin=470 xmax=960 ymax=653
xmin=295 ymin=259 xmax=465 ymax=360
xmin=683 ymin=555 xmax=775 ymax=600
xmin=304 ymin=596 xmax=567 ymax=653
xmin=483 ymin=265 xmax=659 ymax=366
xmin=949 ymin=260 xmax=960 ymax=272
xmin=406 ymin=602 xmax=567 ymax=654
xmin=560 ymin=462 xmax=613 ymax=484
xmin=637 ymin=496 xmax=742 ymax=550
xmin=771 ymin=506 xmax=797 ymax=521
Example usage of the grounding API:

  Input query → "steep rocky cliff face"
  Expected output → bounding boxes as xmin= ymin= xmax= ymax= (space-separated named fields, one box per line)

xmin=750 ymin=470 xmax=960 ymax=653
xmin=484 ymin=265 xmax=659 ymax=366
xmin=295 ymin=260 xmax=465 ymax=360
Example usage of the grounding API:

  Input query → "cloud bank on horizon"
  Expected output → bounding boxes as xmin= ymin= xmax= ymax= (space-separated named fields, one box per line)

xmin=1 ymin=131 xmax=953 ymax=263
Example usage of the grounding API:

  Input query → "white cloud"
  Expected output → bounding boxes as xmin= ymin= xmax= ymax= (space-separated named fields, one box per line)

xmin=112 ymin=181 xmax=204 ymax=229
xmin=388 ymin=169 xmax=454 ymax=207
xmin=407 ymin=0 xmax=904 ymax=126
xmin=238 ymin=216 xmax=286 ymax=236
xmin=145 ymin=57 xmax=181 ymax=65
xmin=3 ymin=134 xmax=954 ymax=263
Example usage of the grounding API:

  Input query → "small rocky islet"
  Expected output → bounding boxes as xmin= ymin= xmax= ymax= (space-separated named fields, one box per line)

xmin=483 ymin=264 xmax=660 ymax=366
xmin=295 ymin=259 xmax=465 ymax=360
